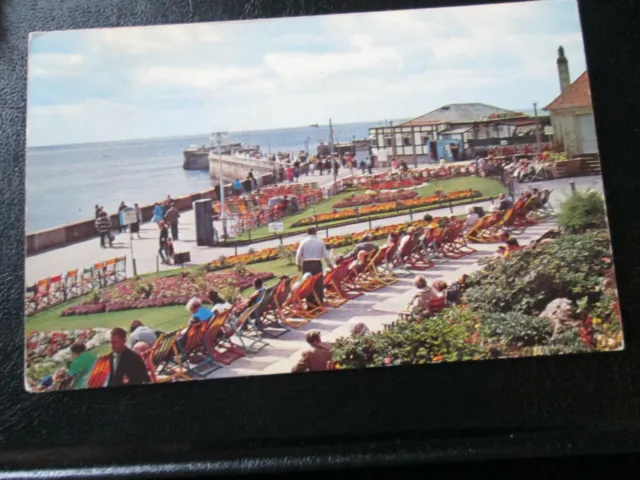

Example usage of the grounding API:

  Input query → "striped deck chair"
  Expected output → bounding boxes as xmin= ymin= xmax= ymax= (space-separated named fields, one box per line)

xmin=92 ymin=261 xmax=106 ymax=290
xmin=450 ymin=220 xmax=476 ymax=256
xmin=35 ymin=278 xmax=50 ymax=310
xmin=408 ymin=231 xmax=436 ymax=270
xmin=87 ymin=355 xmax=110 ymax=388
xmin=329 ymin=262 xmax=363 ymax=302
xmin=228 ymin=303 xmax=268 ymax=353
xmin=149 ymin=330 xmax=190 ymax=382
xmin=438 ymin=223 xmax=466 ymax=259
xmin=104 ymin=258 xmax=118 ymax=286
xmin=383 ymin=241 xmax=411 ymax=278
xmin=64 ymin=269 xmax=80 ymax=301
xmin=24 ymin=284 xmax=37 ymax=315
xmin=466 ymin=212 xmax=502 ymax=243
xmin=393 ymin=234 xmax=419 ymax=269
xmin=203 ymin=309 xmax=245 ymax=365
xmin=368 ymin=245 xmax=397 ymax=286
xmin=254 ymin=286 xmax=290 ymax=338
xmin=139 ymin=349 xmax=158 ymax=384
xmin=178 ymin=321 xmax=223 ymax=378
xmin=81 ymin=267 xmax=94 ymax=294
xmin=115 ymin=256 xmax=127 ymax=282
xmin=398 ymin=294 xmax=447 ymax=322
xmin=421 ymin=227 xmax=448 ymax=264
xmin=48 ymin=275 xmax=65 ymax=305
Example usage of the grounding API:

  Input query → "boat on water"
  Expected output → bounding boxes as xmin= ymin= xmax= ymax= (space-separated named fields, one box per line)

xmin=183 ymin=142 xmax=261 ymax=170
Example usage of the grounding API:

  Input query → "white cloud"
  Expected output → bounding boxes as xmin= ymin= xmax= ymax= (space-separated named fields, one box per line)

xmin=133 ymin=65 xmax=267 ymax=92
xmin=28 ymin=53 xmax=84 ymax=76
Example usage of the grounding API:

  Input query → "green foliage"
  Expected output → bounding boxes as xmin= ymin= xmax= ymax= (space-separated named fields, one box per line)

xmin=277 ymin=245 xmax=295 ymax=265
xmin=557 ymin=190 xmax=608 ymax=233
xmin=536 ymin=326 xmax=593 ymax=356
xmin=464 ymin=231 xmax=611 ymax=314
xmin=332 ymin=306 xmax=488 ymax=369
xmin=481 ymin=311 xmax=553 ymax=348
xmin=132 ymin=278 xmax=153 ymax=299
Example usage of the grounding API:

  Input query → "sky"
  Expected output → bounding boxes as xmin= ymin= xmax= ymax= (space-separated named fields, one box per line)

xmin=26 ymin=0 xmax=587 ymax=147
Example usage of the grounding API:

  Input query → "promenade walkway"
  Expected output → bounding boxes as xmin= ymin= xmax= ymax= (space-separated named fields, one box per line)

xmin=208 ymin=218 xmax=556 ymax=378
xmin=25 ymin=174 xmax=604 ymax=285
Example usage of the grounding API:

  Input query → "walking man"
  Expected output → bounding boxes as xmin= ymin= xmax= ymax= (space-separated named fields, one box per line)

xmin=94 ymin=210 xmax=113 ymax=248
xmin=164 ymin=202 xmax=180 ymax=240
xmin=107 ymin=328 xmax=151 ymax=387
xmin=296 ymin=227 xmax=333 ymax=309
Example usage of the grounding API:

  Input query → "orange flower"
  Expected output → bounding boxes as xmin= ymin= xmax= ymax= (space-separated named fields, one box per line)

xmin=432 ymin=355 xmax=443 ymax=362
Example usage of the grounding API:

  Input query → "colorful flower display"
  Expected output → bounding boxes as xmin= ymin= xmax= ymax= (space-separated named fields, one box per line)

xmin=60 ymin=270 xmax=274 ymax=317
xmin=291 ymin=189 xmax=481 ymax=227
xmin=334 ymin=190 xmax=418 ymax=208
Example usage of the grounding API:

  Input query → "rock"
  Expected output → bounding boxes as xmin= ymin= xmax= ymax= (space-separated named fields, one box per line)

xmin=539 ymin=298 xmax=576 ymax=337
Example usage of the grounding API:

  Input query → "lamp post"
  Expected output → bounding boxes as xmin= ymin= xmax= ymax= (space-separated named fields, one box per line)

xmin=533 ymin=102 xmax=542 ymax=160
xmin=213 ymin=131 xmax=228 ymax=239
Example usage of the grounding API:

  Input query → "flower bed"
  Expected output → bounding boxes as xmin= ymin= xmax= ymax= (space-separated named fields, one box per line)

xmin=334 ymin=190 xmax=418 ymax=208
xmin=26 ymin=328 xmax=111 ymax=385
xmin=291 ymin=189 xmax=481 ymax=227
xmin=60 ymin=270 xmax=274 ymax=316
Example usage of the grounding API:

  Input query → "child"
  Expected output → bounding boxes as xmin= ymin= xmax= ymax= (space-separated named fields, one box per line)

xmin=165 ymin=238 xmax=175 ymax=264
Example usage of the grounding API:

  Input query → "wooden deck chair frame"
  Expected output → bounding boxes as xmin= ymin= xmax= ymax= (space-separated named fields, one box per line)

xmin=35 ymin=278 xmax=50 ymax=310
xmin=280 ymin=274 xmax=326 ymax=327
xmin=323 ymin=267 xmax=349 ymax=308
xmin=408 ymin=233 xmax=437 ymax=269
xmin=229 ymin=303 xmax=268 ymax=353
xmin=92 ymin=262 xmax=106 ymax=290
xmin=139 ymin=349 xmax=158 ymax=384
xmin=451 ymin=221 xmax=476 ymax=256
xmin=87 ymin=355 xmax=111 ymax=388
xmin=104 ymin=258 xmax=118 ymax=286
xmin=24 ymin=284 xmax=38 ymax=315
xmin=81 ymin=267 xmax=94 ymax=294
xmin=384 ymin=242 xmax=411 ymax=278
xmin=178 ymin=321 xmax=223 ymax=378
xmin=466 ymin=213 xmax=501 ymax=243
xmin=438 ymin=224 xmax=466 ymax=260
xmin=115 ymin=256 xmax=127 ymax=282
xmin=421 ymin=228 xmax=448 ymax=264
xmin=393 ymin=234 xmax=418 ymax=269
xmin=150 ymin=330 xmax=191 ymax=382
xmin=357 ymin=249 xmax=391 ymax=290
xmin=371 ymin=245 xmax=397 ymax=286
xmin=64 ymin=269 xmax=80 ymax=301
xmin=327 ymin=262 xmax=363 ymax=302
xmin=47 ymin=275 xmax=65 ymax=306
xmin=254 ymin=286 xmax=291 ymax=338
xmin=203 ymin=310 xmax=245 ymax=365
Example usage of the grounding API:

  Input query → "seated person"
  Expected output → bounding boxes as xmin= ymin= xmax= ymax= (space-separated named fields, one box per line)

xmin=410 ymin=276 xmax=443 ymax=314
xmin=291 ymin=272 xmax=311 ymax=293
xmin=385 ymin=232 xmax=400 ymax=247
xmin=495 ymin=245 xmax=507 ymax=258
xmin=248 ymin=278 xmax=265 ymax=308
xmin=465 ymin=206 xmax=479 ymax=229
xmin=504 ymin=238 xmax=521 ymax=257
xmin=398 ymin=227 xmax=415 ymax=254
xmin=187 ymin=297 xmax=213 ymax=325
xmin=349 ymin=250 xmax=369 ymax=274
xmin=350 ymin=322 xmax=370 ymax=337
xmin=208 ymin=290 xmax=232 ymax=314
xmin=128 ymin=320 xmax=157 ymax=349
xmin=345 ymin=234 xmax=378 ymax=259
xmin=291 ymin=330 xmax=333 ymax=373
xmin=498 ymin=193 xmax=514 ymax=212
xmin=423 ymin=213 xmax=434 ymax=225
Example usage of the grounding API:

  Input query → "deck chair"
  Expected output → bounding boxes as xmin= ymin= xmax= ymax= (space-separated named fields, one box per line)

xmin=24 ymin=284 xmax=37 ymax=315
xmin=48 ymin=275 xmax=65 ymax=305
xmin=398 ymin=294 xmax=447 ymax=322
xmin=408 ymin=231 xmax=437 ymax=269
xmin=228 ymin=303 xmax=268 ymax=353
xmin=104 ymin=258 xmax=118 ymax=286
xmin=92 ymin=262 xmax=106 ymax=289
xmin=328 ymin=262 xmax=363 ymax=302
xmin=383 ymin=241 xmax=411 ymax=278
xmin=466 ymin=212 xmax=502 ymax=243
xmin=353 ymin=250 xmax=386 ymax=292
xmin=280 ymin=273 xmax=326 ymax=326
xmin=323 ymin=266 xmax=349 ymax=307
xmin=421 ymin=227 xmax=448 ymax=264
xmin=203 ymin=309 xmax=245 ymax=365
xmin=393 ymin=234 xmax=419 ymax=269
xmin=81 ymin=267 xmax=94 ymax=294
xmin=115 ymin=256 xmax=127 ymax=282
xmin=149 ymin=330 xmax=191 ymax=382
xmin=438 ymin=222 xmax=470 ymax=259
xmin=178 ymin=321 xmax=223 ymax=378
xmin=370 ymin=245 xmax=398 ymax=286
xmin=450 ymin=220 xmax=476 ymax=256
xmin=87 ymin=355 xmax=110 ymax=388
xmin=254 ymin=286 xmax=290 ymax=338
xmin=64 ymin=269 xmax=80 ymax=301
xmin=35 ymin=278 xmax=50 ymax=310
xmin=138 ymin=349 xmax=158 ymax=384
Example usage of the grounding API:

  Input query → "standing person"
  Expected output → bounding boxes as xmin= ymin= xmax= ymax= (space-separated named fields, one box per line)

xmin=164 ymin=202 xmax=180 ymax=240
xmin=286 ymin=165 xmax=294 ymax=182
xmin=318 ymin=157 xmax=324 ymax=175
xmin=296 ymin=227 xmax=333 ymax=309
xmin=151 ymin=202 xmax=164 ymax=223
xmin=94 ymin=204 xmax=101 ymax=219
xmin=68 ymin=343 xmax=97 ymax=390
xmin=232 ymin=179 xmax=244 ymax=196
xmin=360 ymin=159 xmax=366 ymax=175
xmin=130 ymin=202 xmax=142 ymax=239
xmin=247 ymin=169 xmax=257 ymax=189
xmin=293 ymin=164 xmax=300 ymax=182
xmin=332 ymin=158 xmax=340 ymax=182
xmin=158 ymin=221 xmax=169 ymax=264
xmin=94 ymin=210 xmax=113 ymax=248
xmin=118 ymin=201 xmax=128 ymax=233
xmin=365 ymin=156 xmax=373 ymax=175
xmin=106 ymin=328 xmax=151 ymax=387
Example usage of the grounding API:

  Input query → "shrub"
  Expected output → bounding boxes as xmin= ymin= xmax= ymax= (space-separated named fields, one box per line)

xmin=277 ymin=245 xmax=295 ymax=265
xmin=332 ymin=306 xmax=488 ymax=369
xmin=556 ymin=190 xmax=608 ymax=233
xmin=481 ymin=311 xmax=553 ymax=348
xmin=535 ymin=326 xmax=593 ymax=356
xmin=464 ymin=231 xmax=612 ymax=315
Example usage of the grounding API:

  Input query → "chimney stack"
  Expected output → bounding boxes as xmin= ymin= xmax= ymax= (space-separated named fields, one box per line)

xmin=557 ymin=46 xmax=571 ymax=93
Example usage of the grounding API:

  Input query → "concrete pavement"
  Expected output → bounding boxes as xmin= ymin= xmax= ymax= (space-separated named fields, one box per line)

xmin=25 ymin=174 xmax=604 ymax=285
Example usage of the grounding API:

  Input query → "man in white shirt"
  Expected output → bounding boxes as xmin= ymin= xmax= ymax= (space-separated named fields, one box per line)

xmin=296 ymin=227 xmax=333 ymax=308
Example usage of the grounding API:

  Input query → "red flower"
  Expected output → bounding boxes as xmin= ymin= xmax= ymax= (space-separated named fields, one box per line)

xmin=384 ymin=357 xmax=392 ymax=365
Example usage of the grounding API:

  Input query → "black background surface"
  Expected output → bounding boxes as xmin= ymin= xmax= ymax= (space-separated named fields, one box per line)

xmin=1 ymin=0 xmax=640 ymax=477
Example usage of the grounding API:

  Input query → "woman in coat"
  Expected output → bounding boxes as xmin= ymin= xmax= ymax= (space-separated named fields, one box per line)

xmin=151 ymin=202 xmax=164 ymax=223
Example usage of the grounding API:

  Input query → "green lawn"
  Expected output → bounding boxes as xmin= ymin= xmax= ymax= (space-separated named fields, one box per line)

xmin=235 ymin=176 xmax=505 ymax=240
xmin=25 ymin=244 xmax=357 ymax=335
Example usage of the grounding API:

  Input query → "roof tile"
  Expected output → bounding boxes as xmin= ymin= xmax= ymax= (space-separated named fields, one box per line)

xmin=544 ymin=71 xmax=592 ymax=110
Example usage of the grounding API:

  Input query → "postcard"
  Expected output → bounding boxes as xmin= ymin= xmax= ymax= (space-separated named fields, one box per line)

xmin=24 ymin=0 xmax=622 ymax=392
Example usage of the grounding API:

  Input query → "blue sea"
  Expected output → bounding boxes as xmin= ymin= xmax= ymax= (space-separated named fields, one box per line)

xmin=26 ymin=120 xmax=390 ymax=233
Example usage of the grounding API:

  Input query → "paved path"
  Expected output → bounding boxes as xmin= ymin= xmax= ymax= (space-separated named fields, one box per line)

xmin=25 ymin=175 xmax=604 ymax=285
xmin=206 ymin=218 xmax=556 ymax=379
